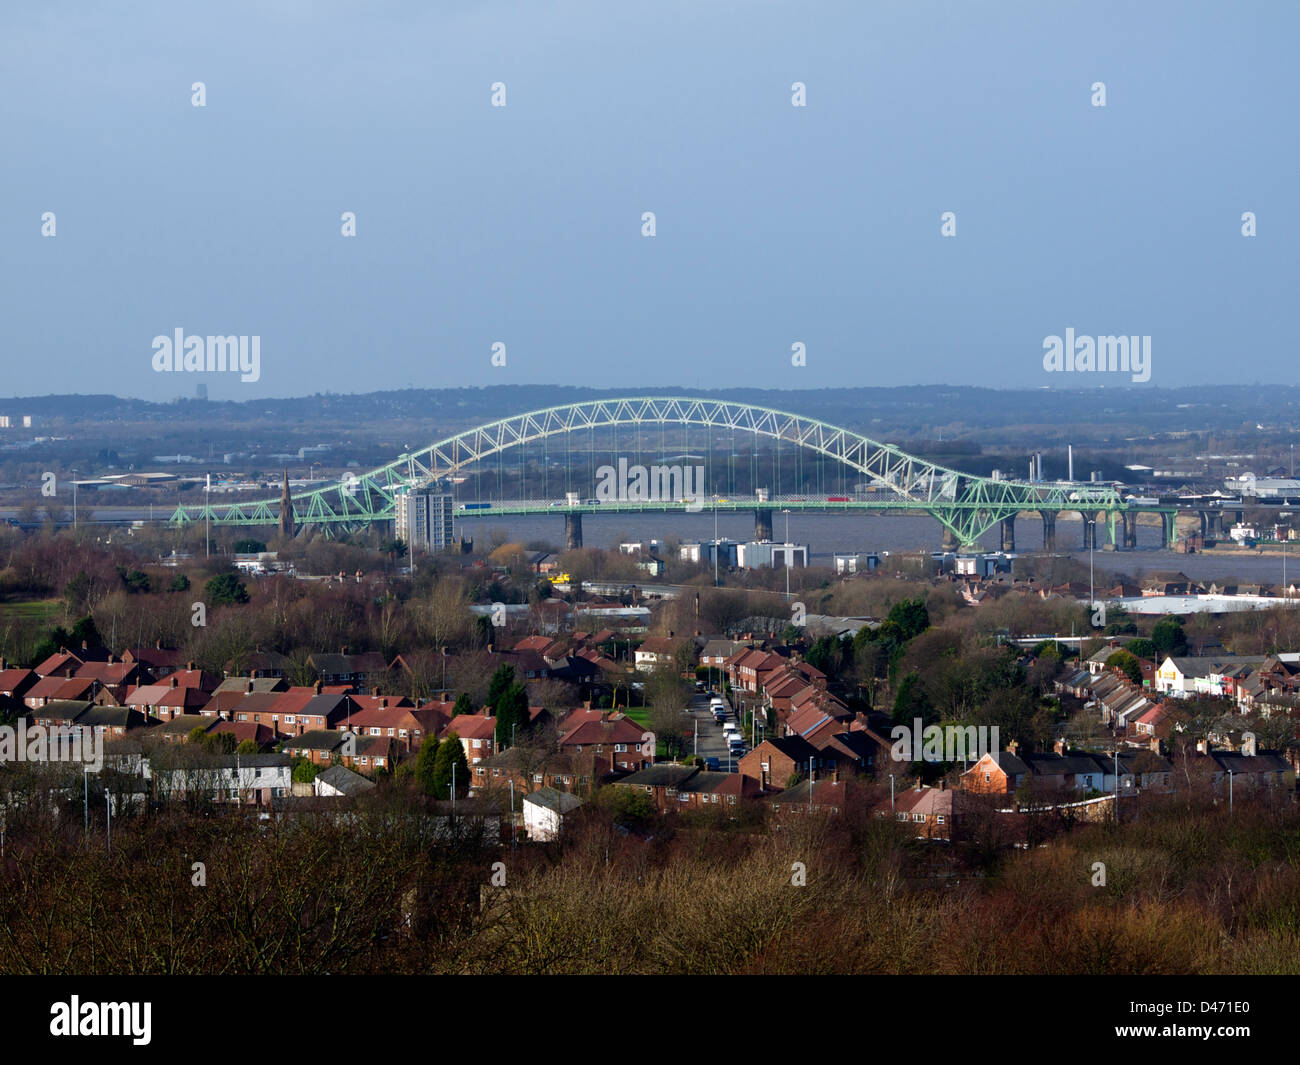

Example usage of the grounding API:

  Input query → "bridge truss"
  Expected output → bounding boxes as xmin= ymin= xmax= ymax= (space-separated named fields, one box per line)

xmin=169 ymin=396 xmax=1142 ymax=546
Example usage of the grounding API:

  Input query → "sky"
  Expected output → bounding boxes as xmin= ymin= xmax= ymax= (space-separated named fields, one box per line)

xmin=1 ymin=0 xmax=1295 ymax=401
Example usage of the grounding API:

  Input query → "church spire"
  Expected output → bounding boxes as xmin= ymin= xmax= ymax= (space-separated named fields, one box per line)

xmin=278 ymin=468 xmax=295 ymax=540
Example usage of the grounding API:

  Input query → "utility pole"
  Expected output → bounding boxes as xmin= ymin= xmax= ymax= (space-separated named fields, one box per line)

xmin=783 ymin=509 xmax=791 ymax=600
xmin=1088 ymin=518 xmax=1095 ymax=617
xmin=105 ymin=788 xmax=111 ymax=853
xmin=205 ymin=473 xmax=211 ymax=558
xmin=71 ymin=470 xmax=78 ymax=530
xmin=713 ymin=497 xmax=719 ymax=587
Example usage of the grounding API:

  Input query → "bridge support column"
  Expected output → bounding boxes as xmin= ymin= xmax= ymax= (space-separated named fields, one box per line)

xmin=1083 ymin=513 xmax=1102 ymax=550
xmin=941 ymin=525 xmax=959 ymax=552
xmin=1207 ymin=510 xmax=1225 ymax=539
xmin=755 ymin=508 xmax=773 ymax=541
xmin=1123 ymin=511 xmax=1137 ymax=549
xmin=564 ymin=513 xmax=583 ymax=550
xmin=1000 ymin=515 xmax=1016 ymax=553
xmin=1103 ymin=511 xmax=1118 ymax=550
xmin=1162 ymin=511 xmax=1178 ymax=548
xmin=1041 ymin=511 xmax=1057 ymax=552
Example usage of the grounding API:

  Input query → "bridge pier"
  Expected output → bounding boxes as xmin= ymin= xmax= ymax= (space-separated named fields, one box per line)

xmin=1000 ymin=515 xmax=1016 ymax=553
xmin=1208 ymin=510 xmax=1225 ymax=539
xmin=755 ymin=508 xmax=773 ymax=541
xmin=1041 ymin=511 xmax=1057 ymax=552
xmin=1123 ymin=511 xmax=1137 ymax=549
xmin=1162 ymin=511 xmax=1178 ymax=548
xmin=941 ymin=525 xmax=959 ymax=552
xmin=564 ymin=513 xmax=583 ymax=550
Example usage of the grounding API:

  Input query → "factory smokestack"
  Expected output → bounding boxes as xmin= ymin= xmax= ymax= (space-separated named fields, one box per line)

xmin=1068 ymin=445 xmax=1074 ymax=482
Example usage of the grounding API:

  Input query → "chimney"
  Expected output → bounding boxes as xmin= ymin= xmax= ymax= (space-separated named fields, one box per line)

xmin=186 ymin=661 xmax=195 ymax=671
xmin=1007 ymin=739 xmax=1019 ymax=755
xmin=1054 ymin=738 xmax=1066 ymax=756
xmin=170 ymin=676 xmax=178 ymax=688
xmin=341 ymin=645 xmax=348 ymax=655
xmin=939 ymin=777 xmax=946 ymax=790
xmin=314 ymin=680 xmax=323 ymax=694
xmin=247 ymin=679 xmax=254 ymax=692
xmin=81 ymin=640 xmax=88 ymax=650
xmin=155 ymin=638 xmax=163 ymax=650
xmin=65 ymin=667 xmax=72 ymax=679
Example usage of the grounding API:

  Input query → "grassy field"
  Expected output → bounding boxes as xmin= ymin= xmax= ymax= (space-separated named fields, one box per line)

xmin=0 ymin=598 xmax=61 ymax=621
xmin=621 ymin=706 xmax=651 ymax=727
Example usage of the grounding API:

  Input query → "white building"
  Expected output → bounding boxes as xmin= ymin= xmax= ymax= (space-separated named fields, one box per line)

xmin=152 ymin=754 xmax=293 ymax=806
xmin=736 ymin=541 xmax=807 ymax=568
xmin=523 ymin=787 xmax=583 ymax=841
xmin=395 ymin=486 xmax=454 ymax=550
xmin=679 ymin=540 xmax=739 ymax=567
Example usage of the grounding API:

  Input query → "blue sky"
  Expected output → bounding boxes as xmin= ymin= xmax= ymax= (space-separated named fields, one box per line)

xmin=1 ymin=0 xmax=1294 ymax=400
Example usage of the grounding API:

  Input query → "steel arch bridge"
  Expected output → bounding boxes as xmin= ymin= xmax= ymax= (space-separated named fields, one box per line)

xmin=169 ymin=396 xmax=1155 ymax=546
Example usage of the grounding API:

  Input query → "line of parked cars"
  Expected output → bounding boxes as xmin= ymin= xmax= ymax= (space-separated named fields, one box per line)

xmin=708 ymin=693 xmax=746 ymax=760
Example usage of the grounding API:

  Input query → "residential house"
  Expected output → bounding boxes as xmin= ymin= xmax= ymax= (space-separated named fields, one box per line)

xmin=522 ymin=787 xmax=583 ymax=841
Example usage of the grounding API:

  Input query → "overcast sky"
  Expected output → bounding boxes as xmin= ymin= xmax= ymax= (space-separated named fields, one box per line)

xmin=2 ymin=0 xmax=1294 ymax=401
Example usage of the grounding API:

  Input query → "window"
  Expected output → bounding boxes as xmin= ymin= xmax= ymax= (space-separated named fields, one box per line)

xmin=472 ymin=738 xmax=482 ymax=748
xmin=370 ymin=727 xmax=381 ymax=736
xmin=238 ymin=713 xmax=247 ymax=722
xmin=614 ymin=743 xmax=627 ymax=753
xmin=533 ymin=774 xmax=543 ymax=783
xmin=913 ymin=813 xmax=924 ymax=822
xmin=897 ymin=812 xmax=907 ymax=821
xmin=285 ymin=715 xmax=295 ymax=724
xmin=935 ymin=815 xmax=945 ymax=824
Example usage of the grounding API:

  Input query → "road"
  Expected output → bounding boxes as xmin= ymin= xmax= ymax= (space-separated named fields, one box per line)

xmin=681 ymin=689 xmax=761 ymax=772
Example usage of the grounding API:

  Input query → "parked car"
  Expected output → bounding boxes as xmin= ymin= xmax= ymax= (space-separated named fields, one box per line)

xmin=704 ymin=757 xmax=720 ymax=771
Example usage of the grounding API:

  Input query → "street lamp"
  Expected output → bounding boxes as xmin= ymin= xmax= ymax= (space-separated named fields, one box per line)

xmin=1088 ymin=518 xmax=1096 ymax=620
xmin=71 ymin=468 xmax=78 ymax=530
xmin=713 ymin=496 xmax=719 ymax=587
xmin=783 ymin=509 xmax=792 ymax=600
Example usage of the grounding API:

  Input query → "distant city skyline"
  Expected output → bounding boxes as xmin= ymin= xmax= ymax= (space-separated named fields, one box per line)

xmin=2 ymin=0 xmax=1294 ymax=399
